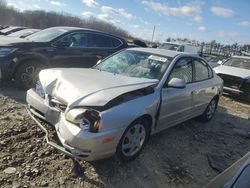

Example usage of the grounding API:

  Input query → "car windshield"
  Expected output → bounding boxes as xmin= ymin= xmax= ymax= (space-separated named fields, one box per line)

xmin=95 ymin=50 xmax=172 ymax=80
xmin=223 ymin=57 xmax=250 ymax=70
xmin=26 ymin=27 xmax=69 ymax=42
xmin=159 ymin=43 xmax=180 ymax=51
xmin=0 ymin=27 xmax=18 ymax=33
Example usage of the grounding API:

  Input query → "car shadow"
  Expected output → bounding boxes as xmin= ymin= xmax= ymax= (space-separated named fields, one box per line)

xmin=77 ymin=104 xmax=250 ymax=188
xmin=222 ymin=93 xmax=250 ymax=105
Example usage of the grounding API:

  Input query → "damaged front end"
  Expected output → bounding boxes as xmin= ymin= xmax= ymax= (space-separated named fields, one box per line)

xmin=26 ymin=68 xmax=159 ymax=160
xmin=65 ymin=108 xmax=101 ymax=133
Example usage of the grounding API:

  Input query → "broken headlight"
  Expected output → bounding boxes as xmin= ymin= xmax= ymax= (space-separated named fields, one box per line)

xmin=65 ymin=108 xmax=101 ymax=133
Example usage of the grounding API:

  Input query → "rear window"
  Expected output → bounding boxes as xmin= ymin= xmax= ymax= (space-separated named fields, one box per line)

xmin=111 ymin=37 xmax=122 ymax=48
xmin=90 ymin=34 xmax=113 ymax=48
xmin=194 ymin=59 xmax=210 ymax=81
xmin=159 ymin=43 xmax=180 ymax=51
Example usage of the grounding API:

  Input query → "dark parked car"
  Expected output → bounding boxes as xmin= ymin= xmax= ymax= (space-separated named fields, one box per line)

xmin=0 ymin=26 xmax=27 ymax=35
xmin=0 ymin=26 xmax=128 ymax=88
xmin=7 ymin=28 xmax=40 ymax=38
xmin=206 ymin=152 xmax=250 ymax=188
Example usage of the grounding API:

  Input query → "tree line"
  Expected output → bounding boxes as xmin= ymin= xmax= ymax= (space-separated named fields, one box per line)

xmin=0 ymin=0 xmax=130 ymax=38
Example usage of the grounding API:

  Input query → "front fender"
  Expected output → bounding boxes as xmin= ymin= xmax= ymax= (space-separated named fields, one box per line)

xmin=99 ymin=91 xmax=160 ymax=133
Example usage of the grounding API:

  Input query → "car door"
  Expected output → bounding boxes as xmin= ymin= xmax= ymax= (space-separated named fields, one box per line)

xmin=190 ymin=58 xmax=215 ymax=116
xmin=50 ymin=32 xmax=95 ymax=68
xmin=157 ymin=57 xmax=194 ymax=131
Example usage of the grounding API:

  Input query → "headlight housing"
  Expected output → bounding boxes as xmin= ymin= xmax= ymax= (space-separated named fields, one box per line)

xmin=0 ymin=48 xmax=18 ymax=57
xmin=65 ymin=108 xmax=101 ymax=133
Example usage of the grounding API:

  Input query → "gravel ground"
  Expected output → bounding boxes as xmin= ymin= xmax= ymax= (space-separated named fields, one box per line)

xmin=0 ymin=81 xmax=250 ymax=188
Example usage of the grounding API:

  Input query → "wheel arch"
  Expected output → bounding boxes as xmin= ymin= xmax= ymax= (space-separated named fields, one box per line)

xmin=12 ymin=56 xmax=49 ymax=78
xmin=213 ymin=94 xmax=219 ymax=102
xmin=136 ymin=114 xmax=153 ymax=136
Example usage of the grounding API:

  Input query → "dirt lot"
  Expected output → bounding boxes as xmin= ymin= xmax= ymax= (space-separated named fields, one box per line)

xmin=0 ymin=81 xmax=250 ymax=188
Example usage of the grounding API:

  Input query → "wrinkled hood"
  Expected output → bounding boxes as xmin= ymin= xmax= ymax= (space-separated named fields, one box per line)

xmin=214 ymin=65 xmax=250 ymax=79
xmin=39 ymin=68 xmax=158 ymax=107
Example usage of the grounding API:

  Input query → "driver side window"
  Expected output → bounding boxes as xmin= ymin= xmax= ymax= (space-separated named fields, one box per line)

xmin=57 ymin=32 xmax=89 ymax=48
xmin=168 ymin=58 xmax=193 ymax=84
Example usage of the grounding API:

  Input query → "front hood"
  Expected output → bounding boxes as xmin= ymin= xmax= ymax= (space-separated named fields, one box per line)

xmin=39 ymin=68 xmax=158 ymax=107
xmin=214 ymin=65 xmax=250 ymax=79
xmin=0 ymin=37 xmax=46 ymax=47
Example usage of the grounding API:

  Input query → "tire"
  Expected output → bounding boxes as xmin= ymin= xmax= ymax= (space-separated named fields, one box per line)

xmin=14 ymin=61 xmax=46 ymax=89
xmin=116 ymin=118 xmax=150 ymax=161
xmin=199 ymin=97 xmax=218 ymax=122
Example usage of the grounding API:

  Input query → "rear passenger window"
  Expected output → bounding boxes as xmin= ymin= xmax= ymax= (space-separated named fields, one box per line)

xmin=194 ymin=59 xmax=211 ymax=81
xmin=169 ymin=58 xmax=193 ymax=83
xmin=111 ymin=37 xmax=122 ymax=48
xmin=90 ymin=34 xmax=113 ymax=48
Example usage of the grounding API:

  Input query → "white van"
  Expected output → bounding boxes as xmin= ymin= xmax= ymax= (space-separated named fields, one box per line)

xmin=159 ymin=42 xmax=201 ymax=55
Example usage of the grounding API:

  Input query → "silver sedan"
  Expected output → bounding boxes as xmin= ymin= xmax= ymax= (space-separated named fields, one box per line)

xmin=27 ymin=48 xmax=223 ymax=161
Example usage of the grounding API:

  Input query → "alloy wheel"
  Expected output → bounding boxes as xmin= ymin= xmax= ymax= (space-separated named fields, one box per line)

xmin=121 ymin=124 xmax=146 ymax=157
xmin=20 ymin=65 xmax=40 ymax=88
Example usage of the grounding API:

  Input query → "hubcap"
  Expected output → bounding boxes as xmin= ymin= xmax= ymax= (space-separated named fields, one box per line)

xmin=207 ymin=99 xmax=216 ymax=119
xmin=21 ymin=66 xmax=40 ymax=88
xmin=122 ymin=124 xmax=146 ymax=157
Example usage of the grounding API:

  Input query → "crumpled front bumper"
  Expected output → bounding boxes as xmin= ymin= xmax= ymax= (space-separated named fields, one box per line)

xmin=26 ymin=88 xmax=125 ymax=161
xmin=26 ymin=89 xmax=60 ymax=125
xmin=27 ymin=109 xmax=82 ymax=159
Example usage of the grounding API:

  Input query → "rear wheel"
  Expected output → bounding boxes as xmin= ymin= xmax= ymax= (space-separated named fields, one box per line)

xmin=14 ymin=61 xmax=46 ymax=89
xmin=199 ymin=97 xmax=218 ymax=122
xmin=116 ymin=118 xmax=150 ymax=161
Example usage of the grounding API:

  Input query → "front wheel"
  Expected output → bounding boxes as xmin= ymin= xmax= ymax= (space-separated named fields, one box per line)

xmin=14 ymin=61 xmax=45 ymax=89
xmin=199 ymin=97 xmax=218 ymax=122
xmin=116 ymin=118 xmax=150 ymax=161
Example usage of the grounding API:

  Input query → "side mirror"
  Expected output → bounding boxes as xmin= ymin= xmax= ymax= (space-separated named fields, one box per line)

xmin=167 ymin=78 xmax=186 ymax=89
xmin=54 ymin=41 xmax=71 ymax=48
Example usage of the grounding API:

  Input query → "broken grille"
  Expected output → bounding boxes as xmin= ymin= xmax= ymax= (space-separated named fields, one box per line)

xmin=50 ymin=98 xmax=67 ymax=112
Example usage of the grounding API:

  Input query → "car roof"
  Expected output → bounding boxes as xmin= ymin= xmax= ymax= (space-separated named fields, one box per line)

xmin=1 ymin=26 xmax=26 ymax=32
xmin=161 ymin=42 xmax=197 ymax=46
xmin=128 ymin=47 xmax=196 ymax=58
xmin=21 ymin=28 xmax=40 ymax=31
xmin=232 ymin=55 xmax=250 ymax=60
xmin=49 ymin=26 xmax=124 ymax=39
xmin=51 ymin=26 xmax=95 ymax=31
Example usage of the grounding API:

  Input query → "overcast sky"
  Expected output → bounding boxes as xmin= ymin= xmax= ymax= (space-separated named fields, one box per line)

xmin=5 ymin=0 xmax=250 ymax=44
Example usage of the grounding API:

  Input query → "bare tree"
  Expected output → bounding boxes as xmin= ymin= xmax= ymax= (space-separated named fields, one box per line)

xmin=0 ymin=0 xmax=130 ymax=38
